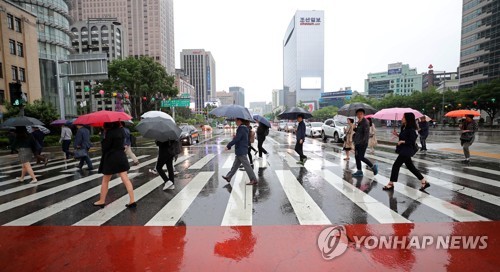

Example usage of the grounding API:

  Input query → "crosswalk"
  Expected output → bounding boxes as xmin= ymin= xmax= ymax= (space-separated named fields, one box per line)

xmin=0 ymin=140 xmax=499 ymax=226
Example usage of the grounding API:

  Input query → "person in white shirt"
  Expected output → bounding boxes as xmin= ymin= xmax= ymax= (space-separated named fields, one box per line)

xmin=60 ymin=124 xmax=73 ymax=159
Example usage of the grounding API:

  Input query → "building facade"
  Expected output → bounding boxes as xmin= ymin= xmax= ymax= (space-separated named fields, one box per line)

xmin=0 ymin=0 xmax=41 ymax=112
xmin=249 ymin=101 xmax=272 ymax=115
xmin=229 ymin=86 xmax=244 ymax=107
xmin=459 ymin=0 xmax=500 ymax=89
xmin=69 ymin=0 xmax=175 ymax=74
xmin=283 ymin=10 xmax=325 ymax=108
xmin=422 ymin=65 xmax=459 ymax=92
xmin=180 ymin=49 xmax=216 ymax=111
xmin=175 ymin=69 xmax=195 ymax=99
xmin=365 ymin=62 xmax=423 ymax=98
xmin=272 ymin=89 xmax=284 ymax=109
xmin=319 ymin=88 xmax=353 ymax=109
xmin=216 ymin=91 xmax=234 ymax=106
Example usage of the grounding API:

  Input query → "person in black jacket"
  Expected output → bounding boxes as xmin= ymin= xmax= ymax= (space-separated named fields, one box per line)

xmin=418 ymin=116 xmax=429 ymax=152
xmin=256 ymin=122 xmax=269 ymax=159
xmin=295 ymin=114 xmax=307 ymax=164
xmin=383 ymin=112 xmax=430 ymax=191
xmin=94 ymin=122 xmax=136 ymax=208
xmin=352 ymin=109 xmax=378 ymax=177
xmin=31 ymin=127 xmax=48 ymax=166
xmin=157 ymin=139 xmax=181 ymax=190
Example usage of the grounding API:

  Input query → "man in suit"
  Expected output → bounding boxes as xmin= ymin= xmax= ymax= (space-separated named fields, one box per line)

xmin=295 ymin=114 xmax=307 ymax=164
xmin=352 ymin=109 xmax=378 ymax=177
xmin=74 ymin=124 xmax=93 ymax=170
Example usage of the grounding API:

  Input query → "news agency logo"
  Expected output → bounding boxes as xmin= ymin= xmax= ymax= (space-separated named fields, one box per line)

xmin=317 ymin=225 xmax=349 ymax=260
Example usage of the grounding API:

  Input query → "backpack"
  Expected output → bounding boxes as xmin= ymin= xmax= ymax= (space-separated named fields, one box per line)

xmin=169 ymin=140 xmax=182 ymax=156
xmin=249 ymin=129 xmax=255 ymax=143
xmin=264 ymin=127 xmax=269 ymax=136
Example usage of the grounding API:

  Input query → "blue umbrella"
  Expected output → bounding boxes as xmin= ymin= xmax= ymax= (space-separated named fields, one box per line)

xmin=278 ymin=107 xmax=313 ymax=120
xmin=253 ymin=114 xmax=271 ymax=128
xmin=209 ymin=105 xmax=253 ymax=121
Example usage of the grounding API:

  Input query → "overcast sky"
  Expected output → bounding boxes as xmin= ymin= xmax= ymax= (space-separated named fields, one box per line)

xmin=174 ymin=0 xmax=462 ymax=107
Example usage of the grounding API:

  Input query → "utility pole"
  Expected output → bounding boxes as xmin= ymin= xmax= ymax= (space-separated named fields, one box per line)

xmin=441 ymin=71 xmax=446 ymax=125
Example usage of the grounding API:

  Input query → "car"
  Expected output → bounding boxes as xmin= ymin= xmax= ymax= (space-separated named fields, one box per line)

xmin=217 ymin=124 xmax=224 ymax=129
xmin=321 ymin=119 xmax=347 ymax=143
xmin=179 ymin=125 xmax=199 ymax=145
xmin=284 ymin=122 xmax=295 ymax=133
xmin=278 ymin=121 xmax=287 ymax=131
xmin=306 ymin=122 xmax=323 ymax=138
xmin=200 ymin=125 xmax=212 ymax=132
xmin=224 ymin=124 xmax=231 ymax=129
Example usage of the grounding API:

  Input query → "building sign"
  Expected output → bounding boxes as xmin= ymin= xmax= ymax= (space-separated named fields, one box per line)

xmin=300 ymin=17 xmax=321 ymax=25
xmin=388 ymin=62 xmax=402 ymax=75
xmin=303 ymin=102 xmax=316 ymax=112
xmin=161 ymin=99 xmax=190 ymax=108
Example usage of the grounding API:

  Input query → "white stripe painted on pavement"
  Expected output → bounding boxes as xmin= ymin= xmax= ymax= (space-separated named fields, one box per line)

xmin=3 ymin=173 xmax=140 ymax=226
xmin=428 ymin=167 xmax=500 ymax=188
xmin=305 ymin=152 xmax=338 ymax=170
xmin=2 ymin=157 xmax=101 ymax=174
xmin=275 ymin=170 xmax=331 ymax=225
xmin=465 ymin=166 xmax=500 ymax=176
xmin=188 ymin=154 xmax=216 ymax=170
xmin=267 ymin=137 xmax=281 ymax=145
xmin=278 ymin=152 xmax=303 ymax=168
xmin=314 ymin=169 xmax=411 ymax=224
xmin=0 ymin=174 xmax=100 ymax=212
xmin=61 ymin=155 xmax=149 ymax=173
xmin=0 ymin=176 xmax=41 ymax=188
xmin=145 ymin=171 xmax=214 ymax=226
xmin=222 ymin=155 xmax=235 ymax=169
xmin=0 ymin=174 xmax=72 ymax=197
xmin=221 ymin=171 xmax=252 ymax=226
xmin=74 ymin=176 xmax=164 ymax=226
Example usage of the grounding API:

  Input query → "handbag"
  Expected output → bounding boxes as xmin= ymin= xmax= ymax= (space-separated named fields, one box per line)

xmin=74 ymin=148 xmax=88 ymax=159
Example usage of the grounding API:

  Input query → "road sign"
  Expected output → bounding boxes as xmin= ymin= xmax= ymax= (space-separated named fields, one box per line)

xmin=161 ymin=99 xmax=190 ymax=108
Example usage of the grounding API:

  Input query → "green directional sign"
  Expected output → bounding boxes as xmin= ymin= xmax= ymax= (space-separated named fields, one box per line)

xmin=161 ymin=99 xmax=190 ymax=108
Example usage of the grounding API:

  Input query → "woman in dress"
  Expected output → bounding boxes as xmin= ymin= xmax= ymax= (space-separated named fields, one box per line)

xmin=14 ymin=127 xmax=38 ymax=183
xmin=368 ymin=118 xmax=378 ymax=154
xmin=93 ymin=122 xmax=136 ymax=208
xmin=343 ymin=118 xmax=355 ymax=160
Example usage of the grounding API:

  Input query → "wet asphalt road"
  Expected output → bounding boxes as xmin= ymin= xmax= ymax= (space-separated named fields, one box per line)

xmin=0 ymin=128 xmax=499 ymax=226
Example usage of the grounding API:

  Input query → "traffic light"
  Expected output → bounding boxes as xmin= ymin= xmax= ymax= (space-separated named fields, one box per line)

xmin=9 ymin=82 xmax=23 ymax=107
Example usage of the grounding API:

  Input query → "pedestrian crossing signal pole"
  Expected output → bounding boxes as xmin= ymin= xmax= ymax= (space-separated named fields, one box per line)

xmin=9 ymin=81 xmax=25 ymax=116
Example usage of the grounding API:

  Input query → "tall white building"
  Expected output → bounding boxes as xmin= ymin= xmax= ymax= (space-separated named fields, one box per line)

xmin=283 ymin=10 xmax=325 ymax=110
xmin=180 ymin=49 xmax=216 ymax=111
xmin=229 ymin=86 xmax=244 ymax=107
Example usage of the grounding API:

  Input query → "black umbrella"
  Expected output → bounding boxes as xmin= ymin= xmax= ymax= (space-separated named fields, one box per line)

xmin=209 ymin=105 xmax=253 ymax=121
xmin=253 ymin=114 xmax=271 ymax=128
xmin=136 ymin=117 xmax=181 ymax=142
xmin=1 ymin=116 xmax=44 ymax=127
xmin=278 ymin=107 xmax=313 ymax=119
xmin=338 ymin=103 xmax=377 ymax=116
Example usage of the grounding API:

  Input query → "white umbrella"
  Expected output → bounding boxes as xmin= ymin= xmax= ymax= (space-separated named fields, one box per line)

xmin=141 ymin=111 xmax=175 ymax=122
xmin=27 ymin=125 xmax=50 ymax=134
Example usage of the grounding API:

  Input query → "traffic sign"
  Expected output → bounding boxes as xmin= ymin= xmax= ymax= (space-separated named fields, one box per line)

xmin=161 ymin=99 xmax=190 ymax=108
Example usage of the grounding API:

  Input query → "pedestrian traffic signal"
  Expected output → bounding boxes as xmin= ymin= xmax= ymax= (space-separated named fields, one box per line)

xmin=9 ymin=82 xmax=23 ymax=107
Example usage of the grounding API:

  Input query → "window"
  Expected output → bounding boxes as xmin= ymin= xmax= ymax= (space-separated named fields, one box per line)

xmin=9 ymin=40 xmax=16 ymax=55
xmin=17 ymin=42 xmax=23 ymax=57
xmin=19 ymin=68 xmax=25 ymax=82
xmin=7 ymin=14 xmax=14 ymax=29
xmin=14 ymin=17 xmax=22 ymax=33
xmin=0 ymin=90 xmax=4 ymax=105
xmin=0 ymin=63 xmax=3 ymax=78
xmin=11 ymin=66 xmax=18 ymax=80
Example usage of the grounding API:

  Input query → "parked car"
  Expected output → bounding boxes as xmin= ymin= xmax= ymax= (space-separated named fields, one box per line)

xmin=285 ymin=122 xmax=295 ymax=133
xmin=278 ymin=121 xmax=287 ymax=131
xmin=180 ymin=125 xmax=199 ymax=145
xmin=200 ymin=125 xmax=212 ymax=132
xmin=306 ymin=122 xmax=323 ymax=138
xmin=217 ymin=124 xmax=224 ymax=129
xmin=321 ymin=119 xmax=347 ymax=143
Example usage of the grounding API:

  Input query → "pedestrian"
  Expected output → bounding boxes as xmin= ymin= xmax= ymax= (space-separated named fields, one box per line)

xmin=256 ymin=121 xmax=269 ymax=159
xmin=383 ymin=112 xmax=429 ymax=191
xmin=74 ymin=124 xmax=94 ymax=170
xmin=8 ymin=129 xmax=18 ymax=154
xmin=31 ymin=127 xmax=48 ymax=166
xmin=418 ymin=116 xmax=429 ymax=152
xmin=295 ymin=114 xmax=307 ymax=164
xmin=60 ymin=123 xmax=73 ymax=159
xmin=156 ymin=139 xmax=181 ymax=190
xmin=122 ymin=122 xmax=139 ymax=166
xmin=460 ymin=114 xmax=478 ymax=164
xmin=13 ymin=127 xmax=38 ymax=183
xmin=241 ymin=120 xmax=256 ymax=170
xmin=222 ymin=118 xmax=258 ymax=186
xmin=368 ymin=118 xmax=377 ymax=154
xmin=343 ymin=118 xmax=355 ymax=160
xmin=93 ymin=122 xmax=135 ymax=208
xmin=352 ymin=109 xmax=378 ymax=177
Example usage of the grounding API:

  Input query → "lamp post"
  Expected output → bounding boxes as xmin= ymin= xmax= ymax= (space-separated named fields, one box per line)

xmin=441 ymin=71 xmax=446 ymax=124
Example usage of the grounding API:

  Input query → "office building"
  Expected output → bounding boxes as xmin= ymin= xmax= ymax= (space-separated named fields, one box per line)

xmin=250 ymin=101 xmax=272 ymax=115
xmin=175 ymin=69 xmax=195 ymax=99
xmin=283 ymin=10 xmax=325 ymax=109
xmin=0 ymin=0 xmax=41 ymax=112
xmin=272 ymin=89 xmax=284 ymax=109
xmin=69 ymin=0 xmax=176 ymax=74
xmin=180 ymin=49 xmax=216 ymax=111
xmin=216 ymin=91 xmax=234 ymax=106
xmin=459 ymin=0 xmax=500 ymax=89
xmin=422 ymin=65 xmax=459 ymax=92
xmin=319 ymin=88 xmax=354 ymax=109
xmin=229 ymin=86 xmax=244 ymax=107
xmin=365 ymin=62 xmax=423 ymax=98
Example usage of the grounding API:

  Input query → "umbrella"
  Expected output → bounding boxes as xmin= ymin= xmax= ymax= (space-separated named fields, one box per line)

xmin=338 ymin=103 xmax=377 ymax=116
xmin=372 ymin=107 xmax=423 ymax=120
xmin=365 ymin=114 xmax=374 ymax=118
xmin=73 ymin=110 xmax=132 ymax=126
xmin=209 ymin=105 xmax=253 ymax=121
xmin=418 ymin=115 xmax=432 ymax=122
xmin=141 ymin=111 xmax=175 ymax=122
xmin=1 ymin=116 xmax=44 ymax=127
xmin=27 ymin=125 xmax=50 ymax=134
xmin=277 ymin=107 xmax=313 ymax=119
xmin=445 ymin=110 xmax=480 ymax=118
xmin=253 ymin=114 xmax=271 ymax=128
xmin=50 ymin=119 xmax=67 ymax=126
xmin=136 ymin=117 xmax=182 ymax=142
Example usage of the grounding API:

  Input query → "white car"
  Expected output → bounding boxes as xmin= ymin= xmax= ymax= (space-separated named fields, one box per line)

xmin=321 ymin=119 xmax=347 ymax=143
xmin=278 ymin=121 xmax=287 ymax=131
xmin=217 ymin=124 xmax=224 ymax=129
xmin=305 ymin=122 xmax=323 ymax=138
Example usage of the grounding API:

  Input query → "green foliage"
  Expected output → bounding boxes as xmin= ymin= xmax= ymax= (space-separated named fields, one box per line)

xmin=4 ymin=100 xmax=59 ymax=126
xmin=296 ymin=101 xmax=310 ymax=111
xmin=312 ymin=106 xmax=338 ymax=121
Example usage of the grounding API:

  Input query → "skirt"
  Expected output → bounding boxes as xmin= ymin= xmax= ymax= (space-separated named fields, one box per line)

xmin=18 ymin=148 xmax=33 ymax=163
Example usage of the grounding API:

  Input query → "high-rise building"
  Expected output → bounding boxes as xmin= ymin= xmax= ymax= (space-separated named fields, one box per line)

xmin=459 ymin=0 xmax=500 ymax=89
xmin=283 ymin=10 xmax=325 ymax=109
xmin=175 ymin=69 xmax=195 ymax=100
xmin=0 ymin=0 xmax=42 ymax=112
xmin=216 ymin=91 xmax=234 ymax=106
xmin=422 ymin=65 xmax=459 ymax=92
xmin=180 ymin=49 xmax=216 ymax=111
xmin=365 ymin=63 xmax=423 ymax=98
xmin=229 ymin=86 xmax=244 ymax=107
xmin=272 ymin=89 xmax=284 ymax=109
xmin=249 ymin=101 xmax=272 ymax=115
xmin=69 ymin=0 xmax=175 ymax=74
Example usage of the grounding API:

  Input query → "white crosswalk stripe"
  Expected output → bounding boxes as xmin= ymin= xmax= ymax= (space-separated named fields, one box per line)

xmin=61 ymin=155 xmax=149 ymax=173
xmin=465 ymin=166 xmax=500 ymax=176
xmin=278 ymin=152 xmax=303 ymax=168
xmin=188 ymin=154 xmax=216 ymax=169
xmin=428 ymin=167 xmax=500 ymax=188
xmin=0 ymin=174 xmax=72 ymax=197
xmin=0 ymin=175 xmax=41 ymax=188
xmin=221 ymin=171 xmax=252 ymax=226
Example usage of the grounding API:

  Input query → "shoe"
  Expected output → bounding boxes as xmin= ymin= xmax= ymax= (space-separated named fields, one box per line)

xmin=163 ymin=180 xmax=174 ymax=190
xmin=93 ymin=202 xmax=105 ymax=208
xmin=296 ymin=161 xmax=304 ymax=165
xmin=222 ymin=175 xmax=231 ymax=182
xmin=134 ymin=162 xmax=140 ymax=166
xmin=246 ymin=180 xmax=258 ymax=185
xmin=125 ymin=202 xmax=137 ymax=208
xmin=44 ymin=158 xmax=49 ymax=167
xmin=352 ymin=171 xmax=363 ymax=177
xmin=372 ymin=164 xmax=379 ymax=176
xmin=343 ymin=158 xmax=350 ymax=161
xmin=461 ymin=159 xmax=470 ymax=164
xmin=254 ymin=151 xmax=258 ymax=156
xmin=88 ymin=167 xmax=94 ymax=171
xmin=149 ymin=169 xmax=158 ymax=175
xmin=29 ymin=179 xmax=38 ymax=184
xmin=419 ymin=181 xmax=431 ymax=191
xmin=382 ymin=185 xmax=394 ymax=191
xmin=16 ymin=177 xmax=24 ymax=182
xmin=302 ymin=157 xmax=308 ymax=164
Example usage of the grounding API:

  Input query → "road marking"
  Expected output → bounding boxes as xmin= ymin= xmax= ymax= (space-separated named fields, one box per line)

xmin=278 ymin=152 xmax=303 ymax=168
xmin=0 ymin=174 xmax=73 ymax=197
xmin=74 ymin=176 xmax=164 ymax=226
xmin=428 ymin=167 xmax=500 ymax=188
xmin=222 ymin=156 xmax=235 ymax=169
xmin=267 ymin=137 xmax=281 ymax=145
xmin=145 ymin=171 xmax=214 ymax=226
xmin=0 ymin=158 xmax=66 ymax=171
xmin=221 ymin=171 xmax=252 ymax=226
xmin=188 ymin=154 xmax=216 ymax=170
xmin=275 ymin=170 xmax=331 ymax=225
xmin=0 ymin=174 xmax=100 ymax=212
xmin=314 ymin=169 xmax=410 ymax=224
xmin=465 ymin=166 xmax=500 ymax=176
xmin=305 ymin=152 xmax=338 ymax=170
xmin=0 ymin=176 xmax=41 ymax=188
xmin=439 ymin=147 xmax=500 ymax=159
xmin=3 ymin=173 xmax=140 ymax=226
xmin=61 ymin=155 xmax=150 ymax=173
xmin=1 ymin=157 xmax=101 ymax=174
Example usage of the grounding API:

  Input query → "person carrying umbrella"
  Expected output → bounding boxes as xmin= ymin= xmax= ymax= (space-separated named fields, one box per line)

xmin=60 ymin=123 xmax=73 ymax=159
xmin=256 ymin=121 xmax=269 ymax=159
xmin=222 ymin=118 xmax=258 ymax=186
xmin=295 ymin=114 xmax=307 ymax=165
xmin=8 ymin=129 xmax=18 ymax=154
xmin=156 ymin=139 xmax=181 ymax=190
xmin=74 ymin=124 xmax=93 ymax=170
xmin=460 ymin=114 xmax=478 ymax=164
xmin=13 ymin=127 xmax=38 ymax=183
xmin=31 ymin=126 xmax=48 ymax=166
xmin=418 ymin=116 xmax=429 ymax=153
xmin=343 ymin=118 xmax=355 ymax=160
xmin=352 ymin=109 xmax=378 ymax=177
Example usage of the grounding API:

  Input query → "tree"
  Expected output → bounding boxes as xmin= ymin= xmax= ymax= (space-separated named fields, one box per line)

xmin=296 ymin=101 xmax=310 ymax=111
xmin=459 ymin=80 xmax=500 ymax=127
xmin=312 ymin=106 xmax=338 ymax=121
xmin=4 ymin=100 xmax=59 ymax=126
